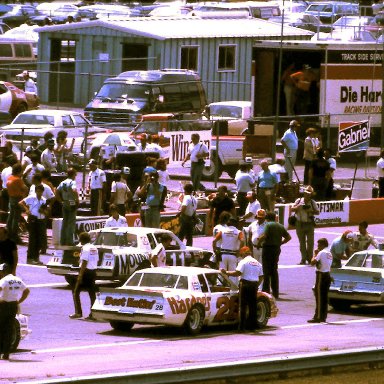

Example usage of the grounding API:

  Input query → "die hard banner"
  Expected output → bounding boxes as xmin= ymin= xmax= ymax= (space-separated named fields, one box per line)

xmin=338 ymin=120 xmax=370 ymax=153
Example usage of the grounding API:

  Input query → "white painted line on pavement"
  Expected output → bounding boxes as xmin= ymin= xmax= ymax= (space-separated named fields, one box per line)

xmin=29 ymin=282 xmax=68 ymax=288
xmin=280 ymin=317 xmax=383 ymax=330
xmin=32 ymin=339 xmax=162 ymax=354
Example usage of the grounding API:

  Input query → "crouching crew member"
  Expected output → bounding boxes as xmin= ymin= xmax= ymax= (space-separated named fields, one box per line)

xmin=0 ymin=263 xmax=30 ymax=360
xmin=308 ymin=238 xmax=333 ymax=323
xmin=69 ymin=232 xmax=99 ymax=321
xmin=222 ymin=246 xmax=263 ymax=332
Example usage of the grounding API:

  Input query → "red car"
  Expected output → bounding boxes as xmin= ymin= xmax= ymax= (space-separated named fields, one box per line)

xmin=0 ymin=81 xmax=39 ymax=118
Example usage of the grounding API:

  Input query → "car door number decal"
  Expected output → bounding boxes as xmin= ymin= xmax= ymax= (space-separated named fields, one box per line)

xmin=213 ymin=296 xmax=238 ymax=322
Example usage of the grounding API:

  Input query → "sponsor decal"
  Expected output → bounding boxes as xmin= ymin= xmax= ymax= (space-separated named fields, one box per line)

xmin=213 ymin=295 xmax=238 ymax=322
xmin=118 ymin=253 xmax=149 ymax=276
xmin=338 ymin=120 xmax=370 ymax=152
xmin=104 ymin=296 xmax=156 ymax=309
xmin=167 ymin=295 xmax=211 ymax=314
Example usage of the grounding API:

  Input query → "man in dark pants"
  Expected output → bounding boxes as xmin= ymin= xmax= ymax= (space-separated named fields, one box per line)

xmin=88 ymin=159 xmax=107 ymax=216
xmin=69 ymin=232 xmax=99 ymax=320
xmin=178 ymin=183 xmax=197 ymax=246
xmin=0 ymin=263 xmax=30 ymax=360
xmin=259 ymin=211 xmax=291 ymax=299
xmin=222 ymin=246 xmax=263 ymax=332
xmin=308 ymin=238 xmax=333 ymax=323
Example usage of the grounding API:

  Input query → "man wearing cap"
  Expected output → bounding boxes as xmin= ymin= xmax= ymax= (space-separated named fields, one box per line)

xmin=291 ymin=186 xmax=319 ymax=265
xmin=281 ymin=120 xmax=299 ymax=183
xmin=308 ymin=238 xmax=333 ymax=323
xmin=257 ymin=160 xmax=278 ymax=212
xmin=330 ymin=230 xmax=354 ymax=268
xmin=221 ymin=246 xmax=263 ymax=332
xmin=213 ymin=216 xmax=244 ymax=285
xmin=138 ymin=171 xmax=167 ymax=228
xmin=41 ymin=139 xmax=58 ymax=172
xmin=56 ymin=168 xmax=79 ymax=246
xmin=0 ymin=262 xmax=30 ymax=360
xmin=245 ymin=209 xmax=267 ymax=263
xmin=87 ymin=159 xmax=107 ymax=216
xmin=182 ymin=133 xmax=209 ymax=192
xmin=258 ymin=211 xmax=291 ymax=299
xmin=235 ymin=163 xmax=255 ymax=216
xmin=240 ymin=191 xmax=261 ymax=225
xmin=23 ymin=70 xmax=37 ymax=94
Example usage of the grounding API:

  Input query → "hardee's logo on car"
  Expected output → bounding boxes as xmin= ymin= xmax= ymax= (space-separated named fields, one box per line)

xmin=104 ymin=296 xmax=156 ymax=310
xmin=167 ymin=295 xmax=211 ymax=315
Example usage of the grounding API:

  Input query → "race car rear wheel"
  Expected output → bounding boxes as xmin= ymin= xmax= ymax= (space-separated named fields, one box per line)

xmin=256 ymin=296 xmax=271 ymax=328
xmin=184 ymin=305 xmax=205 ymax=335
xmin=110 ymin=321 xmax=134 ymax=332
xmin=329 ymin=299 xmax=351 ymax=311
xmin=10 ymin=318 xmax=21 ymax=352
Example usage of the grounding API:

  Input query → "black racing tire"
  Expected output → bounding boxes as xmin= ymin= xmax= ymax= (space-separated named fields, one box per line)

xmin=202 ymin=157 xmax=223 ymax=180
xmin=184 ymin=305 xmax=205 ymax=335
xmin=256 ymin=296 xmax=271 ymax=328
xmin=65 ymin=275 xmax=77 ymax=287
xmin=110 ymin=321 xmax=134 ymax=332
xmin=329 ymin=298 xmax=351 ymax=311
xmin=10 ymin=318 xmax=21 ymax=352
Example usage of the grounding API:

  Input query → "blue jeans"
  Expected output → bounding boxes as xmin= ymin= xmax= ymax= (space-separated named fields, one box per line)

xmin=191 ymin=161 xmax=205 ymax=191
xmin=7 ymin=197 xmax=22 ymax=242
xmin=61 ymin=205 xmax=77 ymax=245
xmin=145 ymin=206 xmax=161 ymax=228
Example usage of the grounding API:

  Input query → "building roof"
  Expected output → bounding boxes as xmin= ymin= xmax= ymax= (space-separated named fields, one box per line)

xmin=36 ymin=17 xmax=313 ymax=40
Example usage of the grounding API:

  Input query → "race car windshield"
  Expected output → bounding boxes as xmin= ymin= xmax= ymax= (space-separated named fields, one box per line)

xmin=94 ymin=232 xmax=137 ymax=247
xmin=96 ymin=84 xmax=150 ymax=101
xmin=126 ymin=272 xmax=182 ymax=289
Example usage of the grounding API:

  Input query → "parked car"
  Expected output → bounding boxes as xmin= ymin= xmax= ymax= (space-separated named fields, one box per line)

xmin=91 ymin=266 xmax=278 ymax=335
xmin=304 ymin=2 xmax=359 ymax=24
xmin=0 ymin=5 xmax=42 ymax=28
xmin=0 ymin=109 xmax=104 ymax=153
xmin=328 ymin=249 xmax=384 ymax=311
xmin=0 ymin=81 xmax=39 ymax=118
xmin=47 ymin=227 xmax=215 ymax=286
xmin=33 ymin=2 xmax=78 ymax=24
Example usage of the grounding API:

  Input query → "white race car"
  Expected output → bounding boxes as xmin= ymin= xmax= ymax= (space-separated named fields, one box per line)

xmin=92 ymin=266 xmax=278 ymax=335
xmin=47 ymin=227 xmax=214 ymax=285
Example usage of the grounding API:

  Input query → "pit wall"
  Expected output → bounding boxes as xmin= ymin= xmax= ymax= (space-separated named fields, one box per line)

xmin=51 ymin=199 xmax=384 ymax=246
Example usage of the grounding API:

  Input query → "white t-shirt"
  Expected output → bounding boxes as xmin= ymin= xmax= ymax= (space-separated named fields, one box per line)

xmin=0 ymin=274 xmax=27 ymax=302
xmin=236 ymin=255 xmax=263 ymax=282
xmin=213 ymin=223 xmax=226 ymax=248
xmin=247 ymin=220 xmax=267 ymax=246
xmin=88 ymin=168 xmax=106 ymax=190
xmin=1 ymin=166 xmax=12 ymax=188
xmin=41 ymin=149 xmax=57 ymax=171
xmin=328 ymin=157 xmax=337 ymax=171
xmin=29 ymin=183 xmax=55 ymax=200
xmin=314 ymin=248 xmax=333 ymax=273
xmin=244 ymin=200 xmax=261 ymax=223
xmin=221 ymin=225 xmax=242 ymax=252
xmin=105 ymin=215 xmax=128 ymax=227
xmin=111 ymin=181 xmax=130 ymax=205
xmin=158 ymin=170 xmax=170 ymax=186
xmin=23 ymin=163 xmax=45 ymax=185
xmin=188 ymin=142 xmax=209 ymax=163
xmin=377 ymin=157 xmax=384 ymax=178
xmin=22 ymin=195 xmax=47 ymax=219
xmin=80 ymin=243 xmax=99 ymax=270
xmin=181 ymin=194 xmax=197 ymax=217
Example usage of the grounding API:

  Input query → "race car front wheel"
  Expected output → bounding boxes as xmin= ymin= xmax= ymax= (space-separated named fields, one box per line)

xmin=256 ymin=296 xmax=271 ymax=328
xmin=184 ymin=305 xmax=205 ymax=335
xmin=110 ymin=321 xmax=134 ymax=332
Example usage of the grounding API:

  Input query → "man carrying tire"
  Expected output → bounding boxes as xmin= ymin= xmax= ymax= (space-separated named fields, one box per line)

xmin=0 ymin=263 xmax=30 ymax=360
xmin=221 ymin=246 xmax=263 ymax=332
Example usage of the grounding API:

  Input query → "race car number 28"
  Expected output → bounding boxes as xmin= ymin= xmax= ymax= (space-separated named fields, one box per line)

xmin=213 ymin=296 xmax=238 ymax=322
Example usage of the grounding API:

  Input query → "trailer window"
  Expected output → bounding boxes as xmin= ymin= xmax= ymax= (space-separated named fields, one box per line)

xmin=180 ymin=46 xmax=199 ymax=72
xmin=15 ymin=44 xmax=32 ymax=58
xmin=0 ymin=44 xmax=12 ymax=57
xmin=218 ymin=45 xmax=236 ymax=72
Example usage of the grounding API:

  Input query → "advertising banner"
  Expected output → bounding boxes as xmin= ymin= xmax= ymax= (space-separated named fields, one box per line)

xmin=314 ymin=200 xmax=350 ymax=227
xmin=338 ymin=120 xmax=370 ymax=152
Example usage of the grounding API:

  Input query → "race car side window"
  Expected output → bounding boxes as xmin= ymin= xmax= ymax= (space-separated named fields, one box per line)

xmin=147 ymin=234 xmax=157 ymax=249
xmin=125 ymin=272 xmax=143 ymax=287
xmin=197 ymin=274 xmax=209 ymax=293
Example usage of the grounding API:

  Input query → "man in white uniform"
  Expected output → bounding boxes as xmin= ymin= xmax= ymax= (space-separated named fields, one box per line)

xmin=105 ymin=204 xmax=128 ymax=227
xmin=0 ymin=263 xmax=30 ymax=360
xmin=221 ymin=246 xmax=263 ymax=332
xmin=246 ymin=209 xmax=267 ymax=263
xmin=69 ymin=232 xmax=99 ymax=320
xmin=88 ymin=159 xmax=107 ymax=216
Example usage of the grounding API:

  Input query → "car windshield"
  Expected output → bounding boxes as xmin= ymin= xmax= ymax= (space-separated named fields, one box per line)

xmin=96 ymin=83 xmax=150 ymax=100
xmin=94 ymin=232 xmax=137 ymax=247
xmin=125 ymin=272 xmax=186 ymax=289
xmin=210 ymin=105 xmax=243 ymax=118
xmin=13 ymin=114 xmax=54 ymax=125
xmin=346 ymin=253 xmax=384 ymax=268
